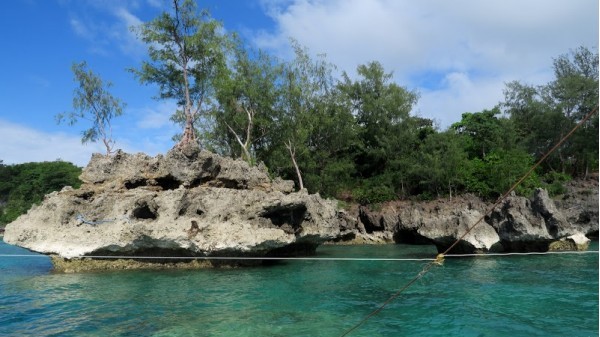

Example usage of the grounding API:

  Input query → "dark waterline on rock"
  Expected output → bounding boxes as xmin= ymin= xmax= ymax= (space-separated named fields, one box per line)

xmin=1 ymin=239 xmax=598 ymax=337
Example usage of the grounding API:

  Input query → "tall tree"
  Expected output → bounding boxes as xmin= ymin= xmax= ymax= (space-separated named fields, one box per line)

xmin=451 ymin=107 xmax=512 ymax=159
xmin=57 ymin=61 xmax=125 ymax=155
xmin=502 ymin=46 xmax=599 ymax=176
xmin=339 ymin=61 xmax=419 ymax=178
xmin=131 ymin=0 xmax=227 ymax=147
xmin=213 ymin=43 xmax=283 ymax=163
xmin=266 ymin=41 xmax=345 ymax=191
xmin=416 ymin=131 xmax=468 ymax=199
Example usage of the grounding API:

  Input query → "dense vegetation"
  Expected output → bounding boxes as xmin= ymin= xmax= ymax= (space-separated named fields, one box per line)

xmin=208 ymin=45 xmax=597 ymax=203
xmin=130 ymin=1 xmax=598 ymax=204
xmin=3 ymin=1 xmax=596 ymax=228
xmin=0 ymin=161 xmax=81 ymax=226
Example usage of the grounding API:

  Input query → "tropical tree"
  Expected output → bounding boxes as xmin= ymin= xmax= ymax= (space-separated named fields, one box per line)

xmin=337 ymin=61 xmax=420 ymax=202
xmin=57 ymin=61 xmax=125 ymax=155
xmin=502 ymin=46 xmax=599 ymax=176
xmin=213 ymin=43 xmax=283 ymax=163
xmin=416 ymin=131 xmax=468 ymax=199
xmin=339 ymin=61 xmax=419 ymax=177
xmin=131 ymin=0 xmax=228 ymax=147
xmin=451 ymin=108 xmax=506 ymax=159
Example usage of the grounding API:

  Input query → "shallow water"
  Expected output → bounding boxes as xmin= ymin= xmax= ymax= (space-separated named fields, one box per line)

xmin=1 ymin=239 xmax=598 ymax=337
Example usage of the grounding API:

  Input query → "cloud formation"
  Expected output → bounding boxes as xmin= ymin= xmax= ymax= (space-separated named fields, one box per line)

xmin=67 ymin=2 xmax=146 ymax=57
xmin=0 ymin=119 xmax=104 ymax=167
xmin=255 ymin=0 xmax=598 ymax=127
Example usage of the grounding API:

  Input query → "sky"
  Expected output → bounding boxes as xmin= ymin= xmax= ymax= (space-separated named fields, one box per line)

xmin=0 ymin=0 xmax=597 ymax=167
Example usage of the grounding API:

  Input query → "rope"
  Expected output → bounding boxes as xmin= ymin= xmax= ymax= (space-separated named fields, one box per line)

xmin=339 ymin=105 xmax=599 ymax=337
xmin=0 ymin=255 xmax=436 ymax=261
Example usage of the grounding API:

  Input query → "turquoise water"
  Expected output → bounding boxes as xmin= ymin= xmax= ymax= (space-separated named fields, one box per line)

xmin=1 ymin=239 xmax=598 ymax=337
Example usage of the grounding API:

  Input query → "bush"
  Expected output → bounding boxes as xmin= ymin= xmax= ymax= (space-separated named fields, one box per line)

xmin=352 ymin=176 xmax=397 ymax=205
xmin=541 ymin=171 xmax=572 ymax=196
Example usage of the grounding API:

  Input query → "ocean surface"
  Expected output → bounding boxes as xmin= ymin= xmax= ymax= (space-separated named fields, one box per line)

xmin=1 ymin=239 xmax=598 ymax=337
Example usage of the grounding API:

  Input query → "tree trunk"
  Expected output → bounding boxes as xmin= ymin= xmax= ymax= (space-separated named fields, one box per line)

xmin=285 ymin=140 xmax=304 ymax=190
xmin=178 ymin=50 xmax=197 ymax=147
xmin=180 ymin=112 xmax=196 ymax=146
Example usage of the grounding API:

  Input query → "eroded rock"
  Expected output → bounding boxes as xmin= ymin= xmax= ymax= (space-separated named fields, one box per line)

xmin=4 ymin=145 xmax=342 ymax=271
xmin=344 ymin=189 xmax=592 ymax=254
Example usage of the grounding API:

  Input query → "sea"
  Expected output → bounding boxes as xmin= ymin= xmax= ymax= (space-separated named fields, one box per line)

xmin=0 ymin=238 xmax=598 ymax=337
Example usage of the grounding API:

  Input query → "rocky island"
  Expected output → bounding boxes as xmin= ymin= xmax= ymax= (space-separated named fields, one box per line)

xmin=3 ymin=145 xmax=596 ymax=272
xmin=3 ymin=144 xmax=344 ymax=271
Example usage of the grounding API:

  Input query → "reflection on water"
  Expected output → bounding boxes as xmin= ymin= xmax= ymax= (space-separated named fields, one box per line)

xmin=0 ymin=240 xmax=598 ymax=337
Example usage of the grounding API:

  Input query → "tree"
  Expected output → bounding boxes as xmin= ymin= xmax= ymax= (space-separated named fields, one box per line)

xmin=502 ymin=46 xmax=599 ymax=176
xmin=131 ymin=0 xmax=228 ymax=147
xmin=416 ymin=131 xmax=468 ymax=199
xmin=451 ymin=108 xmax=506 ymax=159
xmin=213 ymin=43 xmax=283 ymax=163
xmin=546 ymin=46 xmax=598 ymax=121
xmin=57 ymin=61 xmax=124 ymax=155
xmin=339 ymin=61 xmax=419 ymax=178
xmin=337 ymin=61 xmax=420 ymax=202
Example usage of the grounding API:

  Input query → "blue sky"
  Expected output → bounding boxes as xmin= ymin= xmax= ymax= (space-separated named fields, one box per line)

xmin=0 ymin=0 xmax=597 ymax=166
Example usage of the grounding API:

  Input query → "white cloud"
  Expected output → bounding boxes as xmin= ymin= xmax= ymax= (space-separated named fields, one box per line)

xmin=0 ymin=115 xmax=178 ymax=167
xmin=111 ymin=7 xmax=146 ymax=57
xmin=0 ymin=119 xmax=104 ymax=167
xmin=415 ymin=72 xmax=507 ymax=128
xmin=135 ymin=101 xmax=178 ymax=129
xmin=255 ymin=0 xmax=599 ymax=128
xmin=67 ymin=3 xmax=146 ymax=58
xmin=146 ymin=0 xmax=163 ymax=9
xmin=69 ymin=17 xmax=93 ymax=39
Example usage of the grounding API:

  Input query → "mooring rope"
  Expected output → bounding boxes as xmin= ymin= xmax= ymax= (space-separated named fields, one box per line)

xmin=338 ymin=105 xmax=599 ymax=337
xmin=0 ymin=255 xmax=436 ymax=261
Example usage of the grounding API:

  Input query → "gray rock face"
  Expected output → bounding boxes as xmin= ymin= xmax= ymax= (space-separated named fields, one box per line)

xmin=348 ymin=189 xmax=591 ymax=253
xmin=554 ymin=177 xmax=599 ymax=238
xmin=486 ymin=189 xmax=585 ymax=251
xmin=4 ymin=145 xmax=341 ymax=267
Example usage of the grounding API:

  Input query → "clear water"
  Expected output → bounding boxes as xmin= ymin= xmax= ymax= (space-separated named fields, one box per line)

xmin=1 ymin=239 xmax=598 ymax=337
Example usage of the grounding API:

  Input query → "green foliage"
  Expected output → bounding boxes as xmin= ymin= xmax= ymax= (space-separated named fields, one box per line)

xmin=57 ymin=61 xmax=125 ymax=155
xmin=339 ymin=61 xmax=419 ymax=179
xmin=463 ymin=149 xmax=540 ymax=198
xmin=130 ymin=0 xmax=229 ymax=145
xmin=0 ymin=161 xmax=81 ymax=226
xmin=129 ymin=4 xmax=596 ymax=205
xmin=541 ymin=171 xmax=572 ymax=196
xmin=502 ymin=46 xmax=599 ymax=177
xmin=212 ymin=42 xmax=283 ymax=163
xmin=352 ymin=176 xmax=397 ymax=205
xmin=414 ymin=131 xmax=468 ymax=198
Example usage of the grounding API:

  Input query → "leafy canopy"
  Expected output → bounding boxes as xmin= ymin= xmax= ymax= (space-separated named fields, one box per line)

xmin=57 ymin=61 xmax=125 ymax=155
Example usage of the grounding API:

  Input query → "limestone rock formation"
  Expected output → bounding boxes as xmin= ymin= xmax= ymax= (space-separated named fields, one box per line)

xmin=486 ymin=189 xmax=586 ymax=251
xmin=554 ymin=177 xmax=599 ymax=239
xmin=4 ymin=145 xmax=342 ymax=270
xmin=346 ymin=189 xmax=591 ymax=253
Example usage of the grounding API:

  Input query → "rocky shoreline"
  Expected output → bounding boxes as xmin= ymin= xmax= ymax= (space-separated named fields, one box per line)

xmin=335 ymin=179 xmax=597 ymax=252
xmin=3 ymin=146 xmax=598 ymax=272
